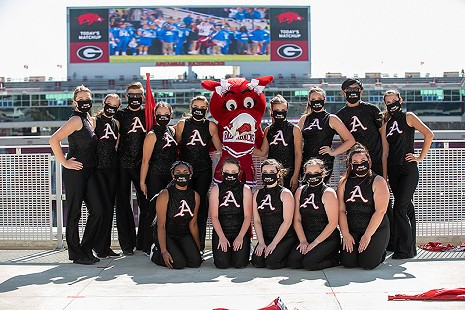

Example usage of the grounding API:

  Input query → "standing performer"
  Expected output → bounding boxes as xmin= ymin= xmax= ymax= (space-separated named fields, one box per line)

xmin=381 ymin=90 xmax=434 ymax=259
xmin=49 ymin=85 xmax=102 ymax=265
xmin=175 ymin=95 xmax=222 ymax=252
xmin=93 ymin=94 xmax=121 ymax=258
xmin=209 ymin=157 xmax=253 ymax=269
xmin=150 ymin=161 xmax=202 ymax=269
xmin=114 ymin=82 xmax=147 ymax=255
xmin=253 ymin=94 xmax=302 ymax=192
xmin=287 ymin=158 xmax=340 ymax=270
xmin=338 ymin=144 xmax=390 ymax=269
xmin=140 ymin=102 xmax=177 ymax=254
xmin=298 ymin=87 xmax=355 ymax=183
xmin=251 ymin=159 xmax=296 ymax=269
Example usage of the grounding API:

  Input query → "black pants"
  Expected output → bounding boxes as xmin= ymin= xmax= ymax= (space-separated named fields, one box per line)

xmin=388 ymin=163 xmax=419 ymax=258
xmin=63 ymin=168 xmax=103 ymax=260
xmin=151 ymin=233 xmax=202 ymax=269
xmin=212 ymin=230 xmax=251 ymax=269
xmin=251 ymin=235 xmax=297 ymax=269
xmin=93 ymin=169 xmax=118 ymax=256
xmin=143 ymin=173 xmax=172 ymax=253
xmin=287 ymin=230 xmax=341 ymax=270
xmin=116 ymin=166 xmax=148 ymax=252
xmin=191 ymin=168 xmax=213 ymax=251
xmin=341 ymin=224 xmax=389 ymax=270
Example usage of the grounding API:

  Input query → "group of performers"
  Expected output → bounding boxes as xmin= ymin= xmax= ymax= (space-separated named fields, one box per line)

xmin=49 ymin=78 xmax=433 ymax=270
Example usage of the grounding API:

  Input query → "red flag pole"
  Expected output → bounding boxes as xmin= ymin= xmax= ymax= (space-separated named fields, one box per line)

xmin=145 ymin=73 xmax=156 ymax=130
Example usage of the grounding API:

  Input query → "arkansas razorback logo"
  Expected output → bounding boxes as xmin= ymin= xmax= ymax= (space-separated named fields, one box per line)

xmin=75 ymin=13 xmax=105 ymax=25
xmin=275 ymin=11 xmax=304 ymax=24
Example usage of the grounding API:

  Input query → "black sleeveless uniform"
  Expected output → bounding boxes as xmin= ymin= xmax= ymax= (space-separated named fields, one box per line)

xmin=251 ymin=185 xmax=296 ymax=269
xmin=143 ymin=124 xmax=178 ymax=253
xmin=180 ymin=117 xmax=213 ymax=251
xmin=93 ymin=115 xmax=119 ymax=257
xmin=301 ymin=111 xmax=336 ymax=182
xmin=151 ymin=184 xmax=202 ymax=269
xmin=287 ymin=183 xmax=341 ymax=270
xmin=267 ymin=120 xmax=295 ymax=189
xmin=62 ymin=111 xmax=102 ymax=261
xmin=212 ymin=181 xmax=251 ymax=268
xmin=341 ymin=173 xmax=389 ymax=269
xmin=336 ymin=101 xmax=383 ymax=175
xmin=113 ymin=107 xmax=148 ymax=253
xmin=386 ymin=111 xmax=418 ymax=259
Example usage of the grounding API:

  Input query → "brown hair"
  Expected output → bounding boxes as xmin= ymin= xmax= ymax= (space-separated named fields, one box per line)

xmin=221 ymin=157 xmax=241 ymax=172
xmin=154 ymin=101 xmax=172 ymax=114
xmin=270 ymin=94 xmax=288 ymax=108
xmin=341 ymin=143 xmax=372 ymax=182
xmin=73 ymin=85 xmax=91 ymax=100
xmin=381 ymin=89 xmax=402 ymax=123
xmin=260 ymin=158 xmax=287 ymax=186
xmin=94 ymin=93 xmax=121 ymax=117
xmin=126 ymin=81 xmax=144 ymax=93
xmin=303 ymin=158 xmax=325 ymax=173
xmin=183 ymin=95 xmax=209 ymax=119
xmin=304 ymin=86 xmax=326 ymax=115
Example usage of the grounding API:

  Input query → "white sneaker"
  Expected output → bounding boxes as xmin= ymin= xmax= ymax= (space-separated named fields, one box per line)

xmin=115 ymin=51 xmax=119 ymax=56
xmin=122 ymin=52 xmax=127 ymax=56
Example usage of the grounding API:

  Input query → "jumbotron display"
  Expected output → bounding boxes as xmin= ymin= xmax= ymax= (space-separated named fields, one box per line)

xmin=68 ymin=6 xmax=309 ymax=66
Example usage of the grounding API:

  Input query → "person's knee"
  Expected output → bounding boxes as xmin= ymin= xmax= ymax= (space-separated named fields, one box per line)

xmin=187 ymin=255 xmax=202 ymax=268
xmin=360 ymin=260 xmax=381 ymax=270
xmin=171 ymin=257 xmax=187 ymax=269
xmin=265 ymin=257 xmax=284 ymax=269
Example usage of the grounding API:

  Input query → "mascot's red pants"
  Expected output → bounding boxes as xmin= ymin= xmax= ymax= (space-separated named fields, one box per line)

xmin=213 ymin=152 xmax=256 ymax=187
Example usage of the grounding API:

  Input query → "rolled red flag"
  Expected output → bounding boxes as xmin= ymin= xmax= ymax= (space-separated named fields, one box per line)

xmin=145 ymin=73 xmax=156 ymax=130
xmin=388 ymin=288 xmax=465 ymax=301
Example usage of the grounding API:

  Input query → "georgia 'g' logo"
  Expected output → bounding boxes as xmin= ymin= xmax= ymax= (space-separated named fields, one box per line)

xmin=277 ymin=44 xmax=302 ymax=59
xmin=77 ymin=46 xmax=103 ymax=61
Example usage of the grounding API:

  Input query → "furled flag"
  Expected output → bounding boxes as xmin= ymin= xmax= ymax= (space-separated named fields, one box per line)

xmin=145 ymin=73 xmax=156 ymax=130
xmin=389 ymin=288 xmax=465 ymax=301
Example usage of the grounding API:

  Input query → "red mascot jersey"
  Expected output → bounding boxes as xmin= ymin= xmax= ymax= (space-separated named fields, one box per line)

xmin=201 ymin=76 xmax=274 ymax=187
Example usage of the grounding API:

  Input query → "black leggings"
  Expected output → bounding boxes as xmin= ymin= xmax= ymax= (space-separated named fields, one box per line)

xmin=63 ymin=168 xmax=103 ymax=260
xmin=212 ymin=230 xmax=251 ymax=269
xmin=190 ymin=168 xmax=213 ymax=251
xmin=251 ymin=235 xmax=297 ymax=269
xmin=142 ymin=173 xmax=172 ymax=253
xmin=287 ymin=231 xmax=341 ymax=270
xmin=341 ymin=224 xmax=390 ymax=270
xmin=93 ymin=169 xmax=118 ymax=256
xmin=388 ymin=163 xmax=419 ymax=258
xmin=151 ymin=234 xmax=202 ymax=269
xmin=116 ymin=166 xmax=148 ymax=252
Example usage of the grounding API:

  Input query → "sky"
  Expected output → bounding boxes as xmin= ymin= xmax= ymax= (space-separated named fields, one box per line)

xmin=0 ymin=0 xmax=464 ymax=80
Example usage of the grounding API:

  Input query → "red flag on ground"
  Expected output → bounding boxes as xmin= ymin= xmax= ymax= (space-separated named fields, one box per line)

xmin=389 ymin=288 xmax=465 ymax=301
xmin=145 ymin=73 xmax=156 ymax=130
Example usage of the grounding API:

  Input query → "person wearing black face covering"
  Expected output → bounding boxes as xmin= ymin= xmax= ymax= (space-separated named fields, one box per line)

xmin=209 ymin=157 xmax=253 ymax=268
xmin=175 ymin=95 xmax=222 ymax=252
xmin=337 ymin=143 xmax=390 ymax=269
xmin=253 ymin=95 xmax=302 ymax=192
xmin=49 ymin=85 xmax=103 ymax=265
xmin=113 ymin=82 xmax=147 ymax=255
xmin=298 ymin=87 xmax=355 ymax=183
xmin=287 ymin=158 xmax=341 ymax=270
xmin=251 ymin=159 xmax=297 ymax=269
xmin=140 ymin=102 xmax=177 ymax=254
xmin=93 ymin=93 xmax=122 ymax=258
xmin=150 ymin=161 xmax=202 ymax=269
xmin=381 ymin=90 xmax=434 ymax=259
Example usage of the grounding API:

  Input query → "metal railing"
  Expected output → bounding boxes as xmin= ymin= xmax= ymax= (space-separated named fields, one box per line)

xmin=0 ymin=139 xmax=464 ymax=248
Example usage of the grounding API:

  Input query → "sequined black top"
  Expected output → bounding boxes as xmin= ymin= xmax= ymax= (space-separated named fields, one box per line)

xmin=386 ymin=112 xmax=415 ymax=166
xmin=66 ymin=111 xmax=97 ymax=168
xmin=114 ymin=107 xmax=146 ymax=168
xmin=95 ymin=115 xmax=118 ymax=169
xmin=267 ymin=120 xmax=295 ymax=170
xmin=301 ymin=111 xmax=336 ymax=164
xmin=180 ymin=118 xmax=212 ymax=174
xmin=217 ymin=181 xmax=245 ymax=239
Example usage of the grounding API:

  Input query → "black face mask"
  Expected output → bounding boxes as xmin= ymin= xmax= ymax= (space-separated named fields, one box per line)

xmin=127 ymin=96 xmax=143 ymax=109
xmin=174 ymin=173 xmax=190 ymax=187
xmin=156 ymin=114 xmax=170 ymax=127
xmin=345 ymin=91 xmax=361 ymax=104
xmin=76 ymin=100 xmax=92 ymax=113
xmin=309 ymin=99 xmax=325 ymax=111
xmin=192 ymin=107 xmax=207 ymax=120
xmin=272 ymin=110 xmax=287 ymax=122
xmin=262 ymin=173 xmax=278 ymax=186
xmin=104 ymin=104 xmax=117 ymax=117
xmin=387 ymin=100 xmax=402 ymax=114
xmin=222 ymin=172 xmax=239 ymax=185
xmin=304 ymin=172 xmax=324 ymax=187
xmin=352 ymin=161 xmax=370 ymax=177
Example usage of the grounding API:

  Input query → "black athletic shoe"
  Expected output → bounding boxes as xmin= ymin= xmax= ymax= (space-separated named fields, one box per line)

xmin=107 ymin=250 xmax=121 ymax=257
xmin=96 ymin=252 xmax=109 ymax=259
xmin=88 ymin=253 xmax=100 ymax=263
xmin=123 ymin=249 xmax=134 ymax=256
xmin=73 ymin=256 xmax=95 ymax=265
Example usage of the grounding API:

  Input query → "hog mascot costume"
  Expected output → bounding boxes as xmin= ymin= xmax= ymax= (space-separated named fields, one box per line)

xmin=201 ymin=76 xmax=274 ymax=186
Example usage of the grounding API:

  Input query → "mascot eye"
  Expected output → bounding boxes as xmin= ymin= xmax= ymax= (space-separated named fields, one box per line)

xmin=244 ymin=97 xmax=255 ymax=109
xmin=225 ymin=99 xmax=237 ymax=111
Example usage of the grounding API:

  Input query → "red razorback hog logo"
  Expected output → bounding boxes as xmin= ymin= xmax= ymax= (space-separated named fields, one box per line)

xmin=75 ymin=13 xmax=105 ymax=25
xmin=275 ymin=11 xmax=304 ymax=24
